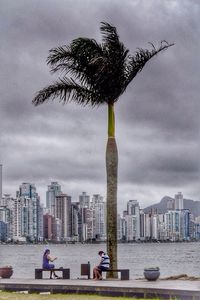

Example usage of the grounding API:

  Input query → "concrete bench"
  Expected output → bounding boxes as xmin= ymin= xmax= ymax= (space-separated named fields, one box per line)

xmin=81 ymin=263 xmax=129 ymax=280
xmin=103 ymin=269 xmax=130 ymax=280
xmin=35 ymin=268 xmax=70 ymax=279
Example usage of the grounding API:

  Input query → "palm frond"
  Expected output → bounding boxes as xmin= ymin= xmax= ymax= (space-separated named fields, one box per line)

xmin=87 ymin=22 xmax=130 ymax=101
xmin=47 ymin=38 xmax=102 ymax=71
xmin=100 ymin=22 xmax=119 ymax=44
xmin=32 ymin=22 xmax=174 ymax=108
xmin=125 ymin=41 xmax=174 ymax=87
xmin=47 ymin=38 xmax=104 ymax=90
xmin=32 ymin=78 xmax=104 ymax=107
xmin=47 ymin=45 xmax=71 ymax=67
xmin=100 ymin=22 xmax=129 ymax=62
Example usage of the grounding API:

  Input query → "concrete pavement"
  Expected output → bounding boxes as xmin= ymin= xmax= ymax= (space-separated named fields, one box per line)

xmin=0 ymin=277 xmax=200 ymax=299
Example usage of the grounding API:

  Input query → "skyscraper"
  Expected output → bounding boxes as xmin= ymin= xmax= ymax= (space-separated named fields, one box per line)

xmin=79 ymin=192 xmax=90 ymax=208
xmin=78 ymin=192 xmax=91 ymax=242
xmin=127 ymin=200 xmax=140 ymax=216
xmin=125 ymin=200 xmax=140 ymax=240
xmin=91 ymin=194 xmax=106 ymax=241
xmin=0 ymin=164 xmax=2 ymax=201
xmin=55 ymin=194 xmax=72 ymax=241
xmin=46 ymin=182 xmax=62 ymax=216
xmin=13 ymin=183 xmax=43 ymax=242
xmin=175 ymin=192 xmax=184 ymax=210
xmin=71 ymin=203 xmax=79 ymax=240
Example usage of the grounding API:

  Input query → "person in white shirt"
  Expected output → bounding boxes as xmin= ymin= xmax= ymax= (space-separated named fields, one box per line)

xmin=93 ymin=250 xmax=110 ymax=280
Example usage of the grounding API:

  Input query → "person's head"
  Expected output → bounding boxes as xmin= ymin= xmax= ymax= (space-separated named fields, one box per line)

xmin=98 ymin=250 xmax=105 ymax=256
xmin=43 ymin=249 xmax=50 ymax=257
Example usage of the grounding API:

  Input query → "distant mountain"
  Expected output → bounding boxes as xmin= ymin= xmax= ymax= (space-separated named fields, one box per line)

xmin=143 ymin=196 xmax=200 ymax=217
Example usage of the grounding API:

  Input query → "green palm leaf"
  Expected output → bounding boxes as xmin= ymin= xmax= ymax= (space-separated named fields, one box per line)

xmin=33 ymin=23 xmax=173 ymax=107
xmin=47 ymin=39 xmax=103 ymax=88
xmin=32 ymin=78 xmax=103 ymax=107
xmin=125 ymin=41 xmax=174 ymax=87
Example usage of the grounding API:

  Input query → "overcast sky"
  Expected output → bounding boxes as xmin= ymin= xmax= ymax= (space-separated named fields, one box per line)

xmin=0 ymin=0 xmax=200 ymax=213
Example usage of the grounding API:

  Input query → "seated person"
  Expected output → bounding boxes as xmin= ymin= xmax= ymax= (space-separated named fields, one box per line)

xmin=93 ymin=250 xmax=110 ymax=280
xmin=42 ymin=249 xmax=59 ymax=279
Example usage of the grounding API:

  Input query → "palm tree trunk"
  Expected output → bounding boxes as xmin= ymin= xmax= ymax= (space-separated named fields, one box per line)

xmin=106 ymin=103 xmax=118 ymax=278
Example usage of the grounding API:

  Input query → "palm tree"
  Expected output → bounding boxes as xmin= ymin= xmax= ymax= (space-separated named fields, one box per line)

xmin=32 ymin=22 xmax=173 ymax=278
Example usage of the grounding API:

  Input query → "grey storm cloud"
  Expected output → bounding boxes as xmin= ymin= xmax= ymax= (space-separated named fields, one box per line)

xmin=1 ymin=0 xmax=200 ymax=210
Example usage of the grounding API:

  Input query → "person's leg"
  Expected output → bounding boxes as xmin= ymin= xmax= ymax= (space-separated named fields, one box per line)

xmin=98 ymin=271 xmax=102 ymax=280
xmin=93 ymin=267 xmax=97 ymax=279
xmin=93 ymin=267 xmax=102 ymax=280
xmin=93 ymin=267 xmax=99 ymax=279
xmin=97 ymin=267 xmax=102 ymax=280
xmin=50 ymin=270 xmax=53 ymax=279
xmin=49 ymin=264 xmax=58 ymax=279
xmin=53 ymin=270 xmax=59 ymax=278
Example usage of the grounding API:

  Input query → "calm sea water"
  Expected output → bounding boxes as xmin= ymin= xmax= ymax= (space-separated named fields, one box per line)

xmin=0 ymin=242 xmax=200 ymax=279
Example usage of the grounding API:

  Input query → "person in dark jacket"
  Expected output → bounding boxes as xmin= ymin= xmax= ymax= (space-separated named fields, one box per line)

xmin=93 ymin=250 xmax=110 ymax=280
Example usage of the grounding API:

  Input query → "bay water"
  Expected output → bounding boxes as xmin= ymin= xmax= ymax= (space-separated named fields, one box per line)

xmin=0 ymin=242 xmax=199 ymax=279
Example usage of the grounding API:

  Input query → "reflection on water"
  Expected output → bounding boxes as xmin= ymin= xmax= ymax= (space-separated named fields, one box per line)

xmin=0 ymin=242 xmax=200 ymax=279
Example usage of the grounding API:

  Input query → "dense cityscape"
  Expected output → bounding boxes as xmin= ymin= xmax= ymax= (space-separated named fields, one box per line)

xmin=0 ymin=165 xmax=200 ymax=243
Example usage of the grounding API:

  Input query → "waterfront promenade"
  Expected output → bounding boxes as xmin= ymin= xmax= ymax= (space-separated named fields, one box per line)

xmin=1 ymin=277 xmax=200 ymax=299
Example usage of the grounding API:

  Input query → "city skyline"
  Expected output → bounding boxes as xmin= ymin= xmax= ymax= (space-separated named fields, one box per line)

xmin=0 ymin=184 xmax=198 ymax=243
xmin=0 ymin=164 xmax=200 ymax=213
xmin=0 ymin=0 xmax=200 ymax=214
xmin=0 ymin=175 xmax=197 ymax=214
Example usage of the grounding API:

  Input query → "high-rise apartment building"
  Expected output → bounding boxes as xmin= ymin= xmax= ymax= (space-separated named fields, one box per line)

xmin=0 ymin=194 xmax=14 ymax=240
xmin=13 ymin=183 xmax=43 ymax=242
xmin=55 ymin=194 xmax=72 ymax=241
xmin=0 ymin=194 xmax=13 ymax=208
xmin=0 ymin=207 xmax=11 ymax=241
xmin=85 ymin=207 xmax=93 ymax=241
xmin=46 ymin=182 xmax=62 ymax=216
xmin=139 ymin=210 xmax=146 ymax=240
xmin=167 ymin=198 xmax=175 ymax=210
xmin=37 ymin=201 xmax=44 ymax=241
xmin=127 ymin=200 xmax=140 ymax=216
xmin=125 ymin=200 xmax=140 ymax=240
xmin=77 ymin=192 xmax=91 ymax=242
xmin=0 ymin=164 xmax=2 ymax=201
xmin=71 ymin=203 xmax=79 ymax=241
xmin=180 ymin=209 xmax=190 ymax=240
xmin=158 ymin=214 xmax=165 ymax=240
xmin=91 ymin=194 xmax=106 ymax=241
xmin=79 ymin=192 xmax=90 ymax=208
xmin=164 ymin=210 xmax=187 ymax=241
xmin=43 ymin=214 xmax=56 ymax=241
xmin=117 ymin=214 xmax=123 ymax=240
xmin=175 ymin=192 xmax=184 ymax=210
xmin=151 ymin=214 xmax=159 ymax=240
